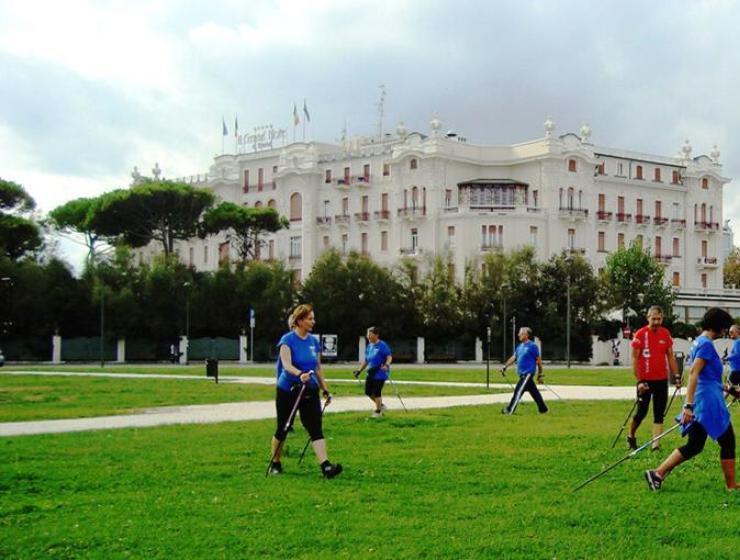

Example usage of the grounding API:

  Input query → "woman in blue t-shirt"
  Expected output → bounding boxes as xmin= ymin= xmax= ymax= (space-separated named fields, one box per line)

xmin=645 ymin=307 xmax=737 ymax=491
xmin=353 ymin=326 xmax=393 ymax=417
xmin=268 ymin=304 xmax=342 ymax=479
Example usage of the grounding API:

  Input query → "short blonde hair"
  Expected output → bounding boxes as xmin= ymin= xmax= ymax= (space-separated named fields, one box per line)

xmin=289 ymin=304 xmax=314 ymax=329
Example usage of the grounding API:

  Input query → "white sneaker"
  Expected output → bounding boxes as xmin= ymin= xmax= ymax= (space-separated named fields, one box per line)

xmin=372 ymin=410 xmax=382 ymax=418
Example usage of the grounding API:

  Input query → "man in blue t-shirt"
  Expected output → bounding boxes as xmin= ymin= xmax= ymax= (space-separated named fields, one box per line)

xmin=501 ymin=327 xmax=548 ymax=415
xmin=353 ymin=326 xmax=393 ymax=417
xmin=728 ymin=325 xmax=740 ymax=387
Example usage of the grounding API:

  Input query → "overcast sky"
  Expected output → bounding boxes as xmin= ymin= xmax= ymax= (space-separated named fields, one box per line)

xmin=2 ymin=0 xmax=739 ymax=266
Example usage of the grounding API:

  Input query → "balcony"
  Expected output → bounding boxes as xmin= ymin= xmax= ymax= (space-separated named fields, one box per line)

xmin=334 ymin=214 xmax=351 ymax=227
xmin=316 ymin=216 xmax=332 ymax=227
xmin=288 ymin=254 xmax=302 ymax=265
xmin=480 ymin=244 xmax=503 ymax=253
xmin=653 ymin=217 xmax=669 ymax=227
xmin=695 ymin=221 xmax=720 ymax=232
xmin=697 ymin=256 xmax=719 ymax=268
xmin=558 ymin=207 xmax=588 ymax=221
xmin=565 ymin=247 xmax=587 ymax=256
xmin=596 ymin=211 xmax=613 ymax=222
xmin=654 ymin=254 xmax=673 ymax=266
xmin=354 ymin=211 xmax=370 ymax=224
xmin=616 ymin=213 xmax=632 ymax=225
xmin=671 ymin=218 xmax=686 ymax=229
xmin=400 ymin=247 xmax=423 ymax=257
xmin=635 ymin=215 xmax=651 ymax=226
xmin=397 ymin=206 xmax=427 ymax=221
xmin=353 ymin=175 xmax=371 ymax=187
xmin=374 ymin=209 xmax=391 ymax=222
xmin=334 ymin=178 xmax=350 ymax=190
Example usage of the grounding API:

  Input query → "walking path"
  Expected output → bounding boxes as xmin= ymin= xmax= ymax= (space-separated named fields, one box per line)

xmin=0 ymin=370 xmax=645 ymax=437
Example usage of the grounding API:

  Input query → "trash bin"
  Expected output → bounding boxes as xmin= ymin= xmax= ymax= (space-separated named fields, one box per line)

xmin=206 ymin=358 xmax=219 ymax=383
xmin=671 ymin=351 xmax=685 ymax=385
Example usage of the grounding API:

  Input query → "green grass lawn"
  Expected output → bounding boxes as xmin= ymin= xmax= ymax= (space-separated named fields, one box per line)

xmin=0 ymin=374 xmax=501 ymax=422
xmin=1 ymin=401 xmax=738 ymax=559
xmin=7 ymin=363 xmax=638 ymax=386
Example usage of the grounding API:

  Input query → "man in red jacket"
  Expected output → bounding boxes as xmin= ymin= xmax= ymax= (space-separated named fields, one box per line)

xmin=627 ymin=305 xmax=680 ymax=450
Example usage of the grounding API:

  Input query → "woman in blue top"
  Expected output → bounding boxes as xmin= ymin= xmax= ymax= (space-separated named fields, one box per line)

xmin=353 ymin=326 xmax=393 ymax=417
xmin=645 ymin=307 xmax=737 ymax=491
xmin=727 ymin=324 xmax=740 ymax=386
xmin=268 ymin=304 xmax=342 ymax=479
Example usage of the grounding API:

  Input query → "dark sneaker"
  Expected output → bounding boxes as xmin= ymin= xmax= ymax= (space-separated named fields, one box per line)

xmin=501 ymin=407 xmax=510 ymax=415
xmin=651 ymin=445 xmax=661 ymax=452
xmin=644 ymin=470 xmax=663 ymax=491
xmin=268 ymin=461 xmax=283 ymax=476
xmin=627 ymin=436 xmax=637 ymax=450
xmin=321 ymin=462 xmax=343 ymax=479
xmin=539 ymin=407 xmax=549 ymax=414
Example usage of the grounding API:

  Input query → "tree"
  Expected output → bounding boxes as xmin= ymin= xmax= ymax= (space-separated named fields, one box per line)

xmin=603 ymin=242 xmax=674 ymax=328
xmin=0 ymin=178 xmax=42 ymax=259
xmin=89 ymin=180 xmax=215 ymax=256
xmin=724 ymin=247 xmax=740 ymax=289
xmin=49 ymin=197 xmax=106 ymax=265
xmin=199 ymin=202 xmax=288 ymax=261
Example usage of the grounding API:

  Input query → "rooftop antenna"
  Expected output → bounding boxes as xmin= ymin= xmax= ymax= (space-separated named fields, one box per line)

xmin=377 ymin=84 xmax=386 ymax=141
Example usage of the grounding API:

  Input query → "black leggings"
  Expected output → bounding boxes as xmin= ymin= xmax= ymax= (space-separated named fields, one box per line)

xmin=506 ymin=374 xmax=548 ymax=413
xmin=274 ymin=387 xmax=324 ymax=442
xmin=634 ymin=379 xmax=668 ymax=425
xmin=365 ymin=377 xmax=385 ymax=398
xmin=730 ymin=371 xmax=740 ymax=386
xmin=678 ymin=422 xmax=736 ymax=460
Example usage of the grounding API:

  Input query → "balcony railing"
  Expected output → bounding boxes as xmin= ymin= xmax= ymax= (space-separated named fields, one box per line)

xmin=373 ymin=209 xmax=391 ymax=220
xmin=596 ymin=211 xmax=613 ymax=221
xmin=565 ymin=247 xmax=587 ymax=255
xmin=354 ymin=212 xmax=370 ymax=223
xmin=354 ymin=175 xmax=371 ymax=185
xmin=397 ymin=206 xmax=427 ymax=218
xmin=335 ymin=178 xmax=351 ymax=189
xmin=400 ymin=247 xmax=423 ymax=256
xmin=558 ymin=207 xmax=588 ymax=219
xmin=316 ymin=216 xmax=332 ymax=226
xmin=616 ymin=213 xmax=632 ymax=223
xmin=655 ymin=254 xmax=673 ymax=265
xmin=697 ymin=256 xmax=718 ymax=267
xmin=671 ymin=218 xmax=686 ymax=228
xmin=334 ymin=214 xmax=351 ymax=226
xmin=635 ymin=214 xmax=651 ymax=225
xmin=480 ymin=243 xmax=503 ymax=253
xmin=695 ymin=221 xmax=720 ymax=232
xmin=653 ymin=217 xmax=669 ymax=226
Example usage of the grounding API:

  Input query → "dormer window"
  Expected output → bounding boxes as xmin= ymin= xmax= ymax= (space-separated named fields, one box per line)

xmin=568 ymin=159 xmax=577 ymax=172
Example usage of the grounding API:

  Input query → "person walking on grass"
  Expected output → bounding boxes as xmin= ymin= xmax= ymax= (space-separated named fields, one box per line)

xmin=645 ymin=307 xmax=737 ymax=491
xmin=727 ymin=325 xmax=740 ymax=387
xmin=501 ymin=327 xmax=548 ymax=414
xmin=354 ymin=326 xmax=393 ymax=417
xmin=267 ymin=304 xmax=342 ymax=479
xmin=627 ymin=305 xmax=680 ymax=451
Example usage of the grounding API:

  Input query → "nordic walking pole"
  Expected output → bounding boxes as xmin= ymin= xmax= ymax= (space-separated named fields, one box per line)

xmin=499 ymin=367 xmax=516 ymax=391
xmin=507 ymin=373 xmax=532 ymax=415
xmin=389 ymin=376 xmax=408 ymax=412
xmin=540 ymin=380 xmax=565 ymax=402
xmin=265 ymin=381 xmax=307 ymax=476
xmin=574 ymin=421 xmax=682 ymax=492
xmin=663 ymin=384 xmax=681 ymax=418
xmin=298 ymin=393 xmax=332 ymax=464
xmin=610 ymin=398 xmax=639 ymax=448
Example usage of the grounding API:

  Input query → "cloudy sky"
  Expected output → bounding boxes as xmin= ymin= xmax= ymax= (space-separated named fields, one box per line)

xmin=2 ymin=0 xmax=739 ymax=266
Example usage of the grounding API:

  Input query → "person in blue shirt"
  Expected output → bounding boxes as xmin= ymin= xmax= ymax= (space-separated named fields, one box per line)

xmin=501 ymin=327 xmax=548 ymax=414
xmin=727 ymin=325 xmax=740 ymax=387
xmin=353 ymin=326 xmax=393 ymax=417
xmin=645 ymin=307 xmax=737 ymax=491
xmin=268 ymin=304 xmax=342 ymax=479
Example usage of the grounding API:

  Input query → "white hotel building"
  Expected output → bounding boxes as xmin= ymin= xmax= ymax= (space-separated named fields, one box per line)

xmin=158 ymin=117 xmax=736 ymax=322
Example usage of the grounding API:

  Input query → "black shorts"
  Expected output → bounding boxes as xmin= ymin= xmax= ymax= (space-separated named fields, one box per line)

xmin=274 ymin=386 xmax=324 ymax=442
xmin=365 ymin=376 xmax=385 ymax=398
xmin=634 ymin=379 xmax=668 ymax=424
xmin=730 ymin=371 xmax=740 ymax=386
xmin=679 ymin=422 xmax=735 ymax=461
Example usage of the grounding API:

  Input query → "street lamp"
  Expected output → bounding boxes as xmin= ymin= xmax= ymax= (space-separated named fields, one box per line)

xmin=98 ymin=275 xmax=105 ymax=368
xmin=1 ymin=277 xmax=12 ymax=336
xmin=183 ymin=281 xmax=191 ymax=365
xmin=565 ymin=254 xmax=572 ymax=369
xmin=501 ymin=283 xmax=509 ymax=363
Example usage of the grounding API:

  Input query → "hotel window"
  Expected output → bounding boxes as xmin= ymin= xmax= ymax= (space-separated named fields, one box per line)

xmin=567 ymin=228 xmax=576 ymax=250
xmin=635 ymin=165 xmax=643 ymax=180
xmin=322 ymin=200 xmax=330 ymax=218
xmin=341 ymin=234 xmax=348 ymax=256
xmin=363 ymin=164 xmax=370 ymax=181
xmin=411 ymin=187 xmax=419 ymax=209
xmin=672 ymin=170 xmax=680 ymax=184
xmin=410 ymin=158 xmax=417 ymax=170
xmin=655 ymin=236 xmax=662 ymax=256
xmin=203 ymin=245 xmax=208 ymax=264
xmin=381 ymin=230 xmax=388 ymax=251
xmin=447 ymin=226 xmax=456 ymax=248
xmin=655 ymin=200 xmax=662 ymax=219
xmin=325 ymin=169 xmax=332 ymax=183
xmin=654 ymin=168 xmax=661 ymax=182
xmin=702 ymin=177 xmax=709 ymax=189
xmin=617 ymin=162 xmax=624 ymax=176
xmin=568 ymin=159 xmax=577 ymax=172
xmin=383 ymin=163 xmax=390 ymax=176
xmin=243 ymin=169 xmax=249 ymax=193
xmin=272 ymin=165 xmax=278 ymax=173
xmin=381 ymin=193 xmax=389 ymax=212
xmin=673 ymin=272 xmax=680 ymax=287
xmin=445 ymin=189 xmax=453 ymax=208
xmin=289 ymin=236 xmax=302 ymax=258
xmin=530 ymin=226 xmax=538 ymax=247
xmin=258 ymin=168 xmax=264 ymax=191
xmin=532 ymin=190 xmax=539 ymax=207
xmin=617 ymin=196 xmax=625 ymax=214
xmin=598 ymin=193 xmax=605 ymax=212
xmin=701 ymin=273 xmax=707 ymax=288
xmin=361 ymin=195 xmax=369 ymax=214
xmin=597 ymin=162 xmax=605 ymax=175
xmin=636 ymin=198 xmax=643 ymax=216
xmin=342 ymin=197 xmax=349 ymax=215
xmin=411 ymin=228 xmax=418 ymax=251
xmin=567 ymin=188 xmax=575 ymax=209
xmin=269 ymin=239 xmax=275 ymax=259
xmin=361 ymin=232 xmax=368 ymax=255
xmin=343 ymin=167 xmax=351 ymax=184
xmin=618 ymin=233 xmax=625 ymax=249
xmin=188 ymin=247 xmax=194 ymax=266
xmin=268 ymin=199 xmax=276 ymax=209
xmin=289 ymin=193 xmax=302 ymax=222
xmin=700 ymin=203 xmax=706 ymax=223
xmin=322 ymin=236 xmax=330 ymax=249
xmin=702 ymin=240 xmax=708 ymax=258
xmin=598 ymin=231 xmax=605 ymax=252
xmin=673 ymin=202 xmax=680 ymax=218
xmin=672 ymin=237 xmax=680 ymax=257
xmin=255 ymin=201 xmax=263 ymax=208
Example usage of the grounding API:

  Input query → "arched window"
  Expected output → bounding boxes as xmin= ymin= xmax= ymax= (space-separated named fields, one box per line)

xmin=568 ymin=159 xmax=577 ymax=172
xmin=255 ymin=201 xmax=263 ymax=208
xmin=268 ymin=199 xmax=277 ymax=209
xmin=410 ymin=158 xmax=418 ymax=170
xmin=702 ymin=177 xmax=709 ymax=189
xmin=290 ymin=193 xmax=302 ymax=222
xmin=635 ymin=165 xmax=643 ymax=180
xmin=411 ymin=186 xmax=419 ymax=208
xmin=567 ymin=187 xmax=575 ymax=209
xmin=700 ymin=203 xmax=706 ymax=223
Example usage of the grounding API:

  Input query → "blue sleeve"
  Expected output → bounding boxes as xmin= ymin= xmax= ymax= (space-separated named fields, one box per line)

xmin=381 ymin=341 xmax=392 ymax=358
xmin=277 ymin=332 xmax=292 ymax=350
xmin=531 ymin=344 xmax=540 ymax=358
xmin=694 ymin=340 xmax=716 ymax=361
xmin=733 ymin=340 xmax=740 ymax=356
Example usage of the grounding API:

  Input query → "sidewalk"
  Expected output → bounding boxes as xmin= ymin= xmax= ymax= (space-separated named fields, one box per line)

xmin=0 ymin=381 xmax=641 ymax=437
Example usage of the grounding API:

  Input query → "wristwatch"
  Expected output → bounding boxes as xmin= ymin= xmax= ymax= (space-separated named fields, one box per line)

xmin=683 ymin=403 xmax=694 ymax=411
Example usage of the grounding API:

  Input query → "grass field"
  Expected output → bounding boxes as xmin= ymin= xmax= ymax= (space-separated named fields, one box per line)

xmin=0 ymin=374 xmax=505 ymax=422
xmin=1 ymin=400 xmax=738 ymax=558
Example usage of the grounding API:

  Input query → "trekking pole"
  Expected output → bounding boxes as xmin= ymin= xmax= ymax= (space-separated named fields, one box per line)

xmin=610 ymin=398 xmax=639 ymax=449
xmin=663 ymin=383 xmax=682 ymax=418
xmin=352 ymin=369 xmax=363 ymax=385
xmin=574 ymin=421 xmax=682 ymax=492
xmin=298 ymin=393 xmax=332 ymax=464
xmin=265 ymin=381 xmax=307 ymax=476
xmin=499 ymin=367 xmax=516 ymax=391
xmin=540 ymin=380 xmax=565 ymax=402
xmin=507 ymin=373 xmax=532 ymax=415
xmin=389 ymin=376 xmax=408 ymax=412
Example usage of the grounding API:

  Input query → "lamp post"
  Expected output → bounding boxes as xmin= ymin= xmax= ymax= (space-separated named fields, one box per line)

xmin=99 ymin=276 xmax=105 ymax=368
xmin=501 ymin=283 xmax=509 ymax=363
xmin=183 ymin=281 xmax=191 ymax=365
xmin=1 ymin=277 xmax=11 ymax=336
xmin=565 ymin=254 xmax=572 ymax=369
